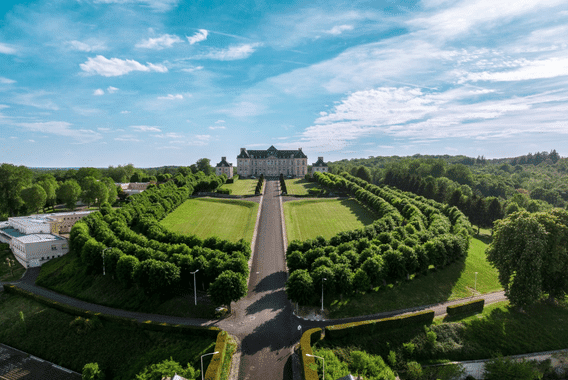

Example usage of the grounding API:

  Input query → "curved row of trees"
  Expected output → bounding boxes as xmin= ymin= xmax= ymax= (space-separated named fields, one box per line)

xmin=69 ymin=171 xmax=248 ymax=311
xmin=285 ymin=172 xmax=472 ymax=305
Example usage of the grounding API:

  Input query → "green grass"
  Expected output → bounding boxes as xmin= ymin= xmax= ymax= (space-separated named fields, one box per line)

xmin=283 ymin=198 xmax=376 ymax=242
xmin=0 ymin=247 xmax=26 ymax=282
xmin=37 ymin=251 xmax=218 ymax=319
xmin=284 ymin=178 xmax=318 ymax=195
xmin=0 ymin=292 xmax=216 ymax=380
xmin=218 ymin=178 xmax=258 ymax=196
xmin=160 ymin=198 xmax=259 ymax=243
xmin=317 ymin=298 xmax=568 ymax=369
xmin=327 ymin=236 xmax=501 ymax=318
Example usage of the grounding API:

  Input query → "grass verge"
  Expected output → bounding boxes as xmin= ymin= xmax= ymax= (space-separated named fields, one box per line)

xmin=218 ymin=178 xmax=258 ymax=196
xmin=161 ymin=198 xmax=259 ymax=243
xmin=327 ymin=236 xmax=501 ymax=318
xmin=0 ymin=246 xmax=26 ymax=282
xmin=0 ymin=292 xmax=216 ymax=380
xmin=284 ymin=178 xmax=318 ymax=195
xmin=36 ymin=251 xmax=217 ymax=319
xmin=220 ymin=335 xmax=237 ymax=379
xmin=283 ymin=198 xmax=376 ymax=242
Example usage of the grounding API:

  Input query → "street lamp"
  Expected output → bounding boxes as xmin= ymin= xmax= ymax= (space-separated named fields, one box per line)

xmin=475 ymin=272 xmax=478 ymax=293
xmin=191 ymin=269 xmax=199 ymax=306
xmin=201 ymin=351 xmax=219 ymax=380
xmin=102 ymin=247 xmax=111 ymax=276
xmin=321 ymin=278 xmax=327 ymax=313
xmin=306 ymin=354 xmax=325 ymax=380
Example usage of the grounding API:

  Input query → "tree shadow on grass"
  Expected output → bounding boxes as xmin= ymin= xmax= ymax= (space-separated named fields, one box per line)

xmin=338 ymin=198 xmax=377 ymax=226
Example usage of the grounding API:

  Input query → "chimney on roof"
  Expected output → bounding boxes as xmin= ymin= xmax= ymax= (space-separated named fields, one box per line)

xmin=240 ymin=148 xmax=247 ymax=153
xmin=222 ymin=156 xmax=226 ymax=161
xmin=299 ymin=147 xmax=302 ymax=151
xmin=318 ymin=157 xmax=323 ymax=161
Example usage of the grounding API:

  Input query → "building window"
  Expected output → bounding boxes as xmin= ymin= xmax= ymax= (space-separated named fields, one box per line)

xmin=51 ymin=245 xmax=57 ymax=251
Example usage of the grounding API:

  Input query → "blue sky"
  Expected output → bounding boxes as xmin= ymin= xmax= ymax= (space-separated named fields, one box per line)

xmin=1 ymin=0 xmax=568 ymax=168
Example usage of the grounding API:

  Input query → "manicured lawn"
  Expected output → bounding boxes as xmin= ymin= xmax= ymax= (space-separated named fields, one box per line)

xmin=327 ymin=236 xmax=502 ymax=318
xmin=283 ymin=198 xmax=376 ymax=242
xmin=160 ymin=198 xmax=259 ymax=243
xmin=0 ymin=292 xmax=216 ymax=380
xmin=0 ymin=246 xmax=26 ymax=282
xmin=218 ymin=178 xmax=258 ymax=196
xmin=284 ymin=178 xmax=318 ymax=195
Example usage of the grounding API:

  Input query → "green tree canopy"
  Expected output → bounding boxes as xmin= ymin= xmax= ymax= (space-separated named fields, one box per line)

xmin=21 ymin=184 xmax=47 ymax=214
xmin=37 ymin=174 xmax=58 ymax=211
xmin=82 ymin=362 xmax=105 ymax=380
xmin=486 ymin=209 xmax=568 ymax=308
xmin=134 ymin=357 xmax=199 ymax=380
xmin=207 ymin=270 xmax=247 ymax=313
xmin=0 ymin=163 xmax=33 ymax=216
xmin=57 ymin=180 xmax=82 ymax=210
xmin=285 ymin=269 xmax=314 ymax=305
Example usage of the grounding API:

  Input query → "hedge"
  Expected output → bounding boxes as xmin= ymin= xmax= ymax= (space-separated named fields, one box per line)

xmin=204 ymin=330 xmax=230 ymax=380
xmin=217 ymin=188 xmax=232 ymax=195
xmin=446 ymin=299 xmax=484 ymax=316
xmin=325 ymin=310 xmax=435 ymax=339
xmin=2 ymin=284 xmax=220 ymax=337
xmin=300 ymin=328 xmax=323 ymax=380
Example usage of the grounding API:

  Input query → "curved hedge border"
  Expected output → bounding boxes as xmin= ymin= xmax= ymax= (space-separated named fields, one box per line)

xmin=446 ymin=299 xmax=485 ymax=316
xmin=325 ymin=309 xmax=435 ymax=340
xmin=2 ymin=284 xmax=219 ymax=336
xmin=299 ymin=328 xmax=323 ymax=380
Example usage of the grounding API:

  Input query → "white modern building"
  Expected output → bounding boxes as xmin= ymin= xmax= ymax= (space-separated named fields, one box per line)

xmin=0 ymin=211 xmax=91 ymax=268
xmin=116 ymin=182 xmax=151 ymax=196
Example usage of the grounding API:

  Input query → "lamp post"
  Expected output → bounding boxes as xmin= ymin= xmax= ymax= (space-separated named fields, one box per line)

xmin=201 ymin=351 xmax=219 ymax=380
xmin=191 ymin=269 xmax=199 ymax=306
xmin=475 ymin=272 xmax=478 ymax=293
xmin=321 ymin=278 xmax=327 ymax=313
xmin=102 ymin=247 xmax=111 ymax=276
xmin=306 ymin=354 xmax=325 ymax=380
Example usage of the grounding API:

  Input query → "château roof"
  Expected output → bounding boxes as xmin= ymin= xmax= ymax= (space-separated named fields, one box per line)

xmin=312 ymin=157 xmax=327 ymax=167
xmin=237 ymin=145 xmax=307 ymax=159
xmin=216 ymin=157 xmax=232 ymax=167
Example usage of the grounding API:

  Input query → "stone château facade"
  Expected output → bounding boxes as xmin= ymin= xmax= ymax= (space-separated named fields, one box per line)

xmin=310 ymin=156 xmax=328 ymax=177
xmin=237 ymin=145 xmax=307 ymax=178
xmin=215 ymin=157 xmax=234 ymax=178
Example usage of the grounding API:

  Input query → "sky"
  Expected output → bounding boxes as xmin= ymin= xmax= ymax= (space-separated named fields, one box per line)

xmin=1 ymin=0 xmax=568 ymax=168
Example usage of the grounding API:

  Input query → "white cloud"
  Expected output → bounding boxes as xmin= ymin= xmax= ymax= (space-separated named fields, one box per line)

xmin=199 ymin=43 xmax=261 ymax=61
xmin=28 ymin=139 xmax=36 ymax=143
xmin=13 ymin=91 xmax=59 ymax=110
xmin=0 ymin=42 xmax=17 ymax=55
xmin=131 ymin=125 xmax=162 ymax=132
xmin=221 ymin=101 xmax=267 ymax=117
xmin=208 ymin=126 xmax=226 ymax=130
xmin=115 ymin=135 xmax=141 ymax=142
xmin=0 ymin=77 xmax=16 ymax=84
xmin=136 ymin=34 xmax=182 ymax=49
xmin=17 ymin=121 xmax=102 ymax=143
xmin=0 ymin=105 xmax=9 ymax=109
xmin=93 ymin=88 xmax=105 ymax=96
xmin=107 ymin=86 xmax=119 ymax=93
xmin=157 ymin=94 xmax=183 ymax=100
xmin=98 ymin=127 xmax=112 ymax=132
xmin=66 ymin=40 xmax=107 ymax=52
xmin=168 ymin=134 xmax=211 ymax=146
xmin=181 ymin=66 xmax=204 ymax=73
xmin=215 ymin=120 xmax=225 ymax=123
xmin=460 ymin=57 xmax=568 ymax=82
xmin=187 ymin=29 xmax=208 ymax=45
xmin=154 ymin=132 xmax=184 ymax=138
xmin=93 ymin=0 xmax=179 ymax=12
xmin=80 ymin=55 xmax=168 ymax=77
xmin=121 ymin=110 xmax=131 ymax=114
xmin=325 ymin=25 xmax=354 ymax=35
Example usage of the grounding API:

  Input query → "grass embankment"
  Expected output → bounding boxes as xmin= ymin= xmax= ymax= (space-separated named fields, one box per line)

xmin=284 ymin=178 xmax=318 ymax=195
xmin=1 ymin=246 xmax=26 ymax=282
xmin=218 ymin=178 xmax=258 ymax=196
xmin=37 ymin=251 xmax=217 ymax=318
xmin=0 ymin=292 xmax=216 ymax=380
xmin=317 ymin=299 xmax=568 ymax=368
xmin=283 ymin=198 xmax=376 ymax=242
xmin=327 ymin=236 xmax=501 ymax=318
xmin=160 ymin=198 xmax=259 ymax=243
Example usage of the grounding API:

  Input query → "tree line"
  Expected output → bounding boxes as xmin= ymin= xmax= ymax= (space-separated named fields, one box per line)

xmin=285 ymin=171 xmax=472 ymax=306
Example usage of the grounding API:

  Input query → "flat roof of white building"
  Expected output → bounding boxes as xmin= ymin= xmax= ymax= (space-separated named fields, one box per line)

xmin=15 ymin=234 xmax=64 ymax=244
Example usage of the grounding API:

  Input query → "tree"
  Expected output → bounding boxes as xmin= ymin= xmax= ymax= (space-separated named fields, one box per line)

xmin=57 ymin=180 xmax=82 ymax=210
xmin=196 ymin=158 xmax=214 ymax=175
xmin=134 ymin=259 xmax=181 ymax=295
xmin=355 ymin=166 xmax=372 ymax=183
xmin=21 ymin=184 xmax=47 ymax=214
xmin=486 ymin=210 xmax=568 ymax=308
xmin=116 ymin=255 xmax=140 ymax=287
xmin=208 ymin=270 xmax=247 ymax=313
xmin=285 ymin=269 xmax=314 ymax=305
xmin=0 ymin=164 xmax=33 ymax=216
xmin=101 ymin=177 xmax=118 ymax=205
xmin=134 ymin=357 xmax=199 ymax=380
xmin=353 ymin=268 xmax=371 ymax=293
xmin=82 ymin=362 xmax=105 ymax=380
xmin=82 ymin=177 xmax=108 ymax=208
xmin=37 ymin=174 xmax=58 ymax=211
